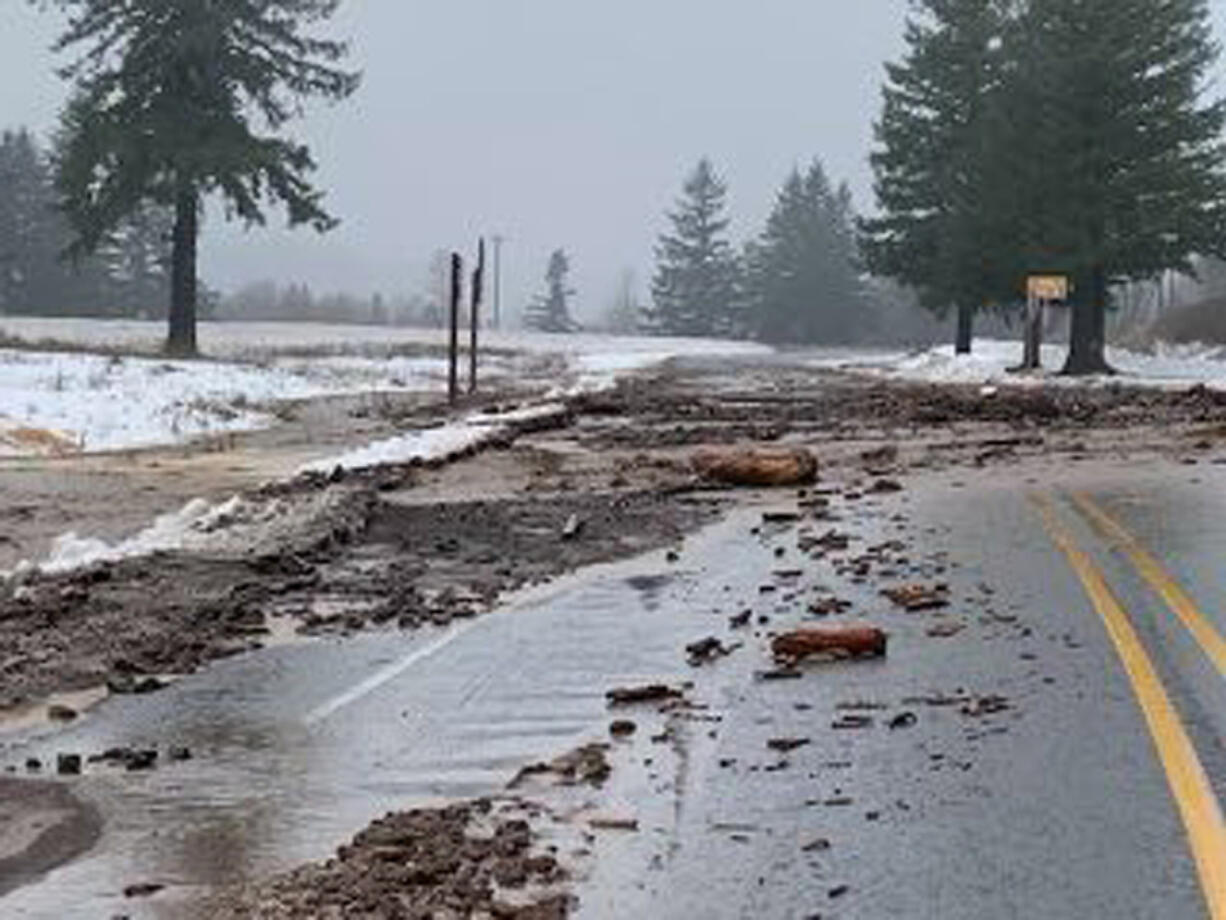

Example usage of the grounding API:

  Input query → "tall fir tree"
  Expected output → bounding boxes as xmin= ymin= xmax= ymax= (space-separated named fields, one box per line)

xmin=42 ymin=0 xmax=360 ymax=355
xmin=649 ymin=158 xmax=742 ymax=337
xmin=863 ymin=0 xmax=1012 ymax=355
xmin=1004 ymin=0 xmax=1226 ymax=374
xmin=744 ymin=160 xmax=870 ymax=344
xmin=524 ymin=249 xmax=579 ymax=333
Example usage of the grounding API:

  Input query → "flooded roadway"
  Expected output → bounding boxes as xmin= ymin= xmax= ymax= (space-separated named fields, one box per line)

xmin=3 ymin=459 xmax=1225 ymax=918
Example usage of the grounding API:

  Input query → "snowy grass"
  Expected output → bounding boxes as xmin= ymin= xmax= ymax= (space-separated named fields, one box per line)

xmin=823 ymin=338 xmax=1226 ymax=390
xmin=0 ymin=317 xmax=769 ymax=456
xmin=0 ymin=316 xmax=769 ymax=363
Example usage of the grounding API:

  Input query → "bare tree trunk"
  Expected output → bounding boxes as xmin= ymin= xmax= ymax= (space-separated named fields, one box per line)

xmin=955 ymin=303 xmax=974 ymax=355
xmin=1061 ymin=265 xmax=1114 ymax=375
xmin=167 ymin=182 xmax=199 ymax=357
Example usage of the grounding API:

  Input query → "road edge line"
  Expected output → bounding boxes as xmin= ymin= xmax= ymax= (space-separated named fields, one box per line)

xmin=1032 ymin=493 xmax=1226 ymax=920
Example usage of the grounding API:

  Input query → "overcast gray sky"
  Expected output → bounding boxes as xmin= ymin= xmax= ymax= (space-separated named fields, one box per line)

xmin=2 ymin=2 xmax=1225 ymax=324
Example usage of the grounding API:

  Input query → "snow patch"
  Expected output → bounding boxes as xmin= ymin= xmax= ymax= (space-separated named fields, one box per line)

xmin=34 ymin=497 xmax=235 ymax=574
xmin=299 ymin=402 xmax=569 ymax=473
xmin=826 ymin=338 xmax=1226 ymax=390
xmin=0 ymin=322 xmax=772 ymax=456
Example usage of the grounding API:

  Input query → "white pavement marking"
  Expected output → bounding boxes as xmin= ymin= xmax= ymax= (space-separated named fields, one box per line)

xmin=303 ymin=623 xmax=476 ymax=726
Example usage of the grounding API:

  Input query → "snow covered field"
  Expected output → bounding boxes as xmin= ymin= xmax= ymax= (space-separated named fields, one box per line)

xmin=0 ymin=317 xmax=768 ymax=456
xmin=0 ymin=316 xmax=764 ymax=364
xmin=819 ymin=338 xmax=1226 ymax=390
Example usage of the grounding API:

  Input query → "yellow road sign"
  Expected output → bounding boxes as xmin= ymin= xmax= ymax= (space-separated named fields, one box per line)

xmin=1027 ymin=274 xmax=1069 ymax=301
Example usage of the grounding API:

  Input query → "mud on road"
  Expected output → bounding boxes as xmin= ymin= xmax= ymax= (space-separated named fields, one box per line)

xmin=7 ymin=357 xmax=1226 ymax=915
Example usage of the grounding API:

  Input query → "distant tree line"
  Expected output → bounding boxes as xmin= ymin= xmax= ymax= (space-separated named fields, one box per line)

xmin=215 ymin=280 xmax=440 ymax=327
xmin=0 ymin=128 xmax=201 ymax=319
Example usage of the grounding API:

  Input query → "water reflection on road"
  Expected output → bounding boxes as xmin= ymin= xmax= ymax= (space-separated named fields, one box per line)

xmin=1 ymin=511 xmax=765 ymax=919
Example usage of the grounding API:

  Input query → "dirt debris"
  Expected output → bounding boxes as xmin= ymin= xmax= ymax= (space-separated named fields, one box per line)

xmin=0 ymin=484 xmax=720 ymax=709
xmin=881 ymin=582 xmax=951 ymax=611
xmin=605 ymin=684 xmax=684 ymax=705
xmin=508 ymin=744 xmax=613 ymax=790
xmin=214 ymin=800 xmax=571 ymax=919
xmin=685 ymin=635 xmax=735 ymax=666
xmin=3 ymin=356 xmax=1202 ymax=915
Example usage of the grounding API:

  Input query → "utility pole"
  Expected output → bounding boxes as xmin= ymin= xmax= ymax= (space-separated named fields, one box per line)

xmin=449 ymin=253 xmax=462 ymax=404
xmin=490 ymin=234 xmax=505 ymax=330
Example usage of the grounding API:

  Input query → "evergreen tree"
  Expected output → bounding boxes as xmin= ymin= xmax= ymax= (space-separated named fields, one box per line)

xmin=744 ymin=160 xmax=870 ymax=344
xmin=1004 ymin=0 xmax=1226 ymax=374
xmin=0 ymin=129 xmax=55 ymax=314
xmin=863 ymin=0 xmax=1013 ymax=354
xmin=0 ymin=127 xmax=111 ymax=315
xmin=524 ymin=249 xmax=579 ymax=333
xmin=42 ymin=0 xmax=361 ymax=356
xmin=649 ymin=158 xmax=742 ymax=337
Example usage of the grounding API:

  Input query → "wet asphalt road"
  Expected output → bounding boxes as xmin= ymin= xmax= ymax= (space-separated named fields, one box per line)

xmin=2 ymin=459 xmax=1225 ymax=919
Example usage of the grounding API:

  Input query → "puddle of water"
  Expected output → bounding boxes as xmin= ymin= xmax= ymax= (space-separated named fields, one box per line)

xmin=0 ymin=686 xmax=109 ymax=737
xmin=0 ymin=507 xmax=791 ymax=919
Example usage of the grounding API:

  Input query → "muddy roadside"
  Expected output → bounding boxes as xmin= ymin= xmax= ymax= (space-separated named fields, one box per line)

xmin=0 ymin=385 xmax=547 ymax=575
xmin=6 ymin=359 xmax=1226 ymax=915
xmin=11 ymin=362 xmax=1226 ymax=713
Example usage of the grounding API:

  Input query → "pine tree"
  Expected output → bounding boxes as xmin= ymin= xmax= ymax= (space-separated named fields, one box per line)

xmin=0 ymin=128 xmax=112 ymax=316
xmin=0 ymin=128 xmax=56 ymax=314
xmin=863 ymin=0 xmax=1013 ymax=354
xmin=649 ymin=158 xmax=742 ymax=337
xmin=42 ymin=0 xmax=360 ymax=355
xmin=744 ymin=161 xmax=870 ymax=344
xmin=1004 ymin=0 xmax=1226 ymax=374
xmin=524 ymin=249 xmax=579 ymax=333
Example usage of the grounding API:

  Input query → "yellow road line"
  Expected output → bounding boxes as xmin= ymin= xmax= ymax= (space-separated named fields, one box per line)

xmin=1070 ymin=491 xmax=1226 ymax=679
xmin=1032 ymin=494 xmax=1226 ymax=920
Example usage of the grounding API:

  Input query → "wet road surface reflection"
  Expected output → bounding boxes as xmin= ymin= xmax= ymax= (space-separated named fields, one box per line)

xmin=1 ymin=514 xmax=757 ymax=919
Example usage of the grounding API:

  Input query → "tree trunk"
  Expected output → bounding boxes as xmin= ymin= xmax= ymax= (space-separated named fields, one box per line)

xmin=167 ymin=183 xmax=199 ymax=358
xmin=1060 ymin=264 xmax=1113 ymax=375
xmin=955 ymin=303 xmax=974 ymax=355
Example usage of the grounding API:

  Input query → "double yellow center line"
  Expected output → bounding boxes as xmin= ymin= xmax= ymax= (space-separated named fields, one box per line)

xmin=1033 ymin=493 xmax=1226 ymax=920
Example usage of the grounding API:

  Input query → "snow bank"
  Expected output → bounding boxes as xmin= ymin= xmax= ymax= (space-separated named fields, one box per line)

xmin=35 ymin=498 xmax=230 ymax=574
xmin=826 ymin=338 xmax=1226 ymax=390
xmin=298 ymin=402 xmax=569 ymax=473
xmin=9 ymin=401 xmax=571 ymax=577
xmin=12 ymin=494 xmax=287 ymax=577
